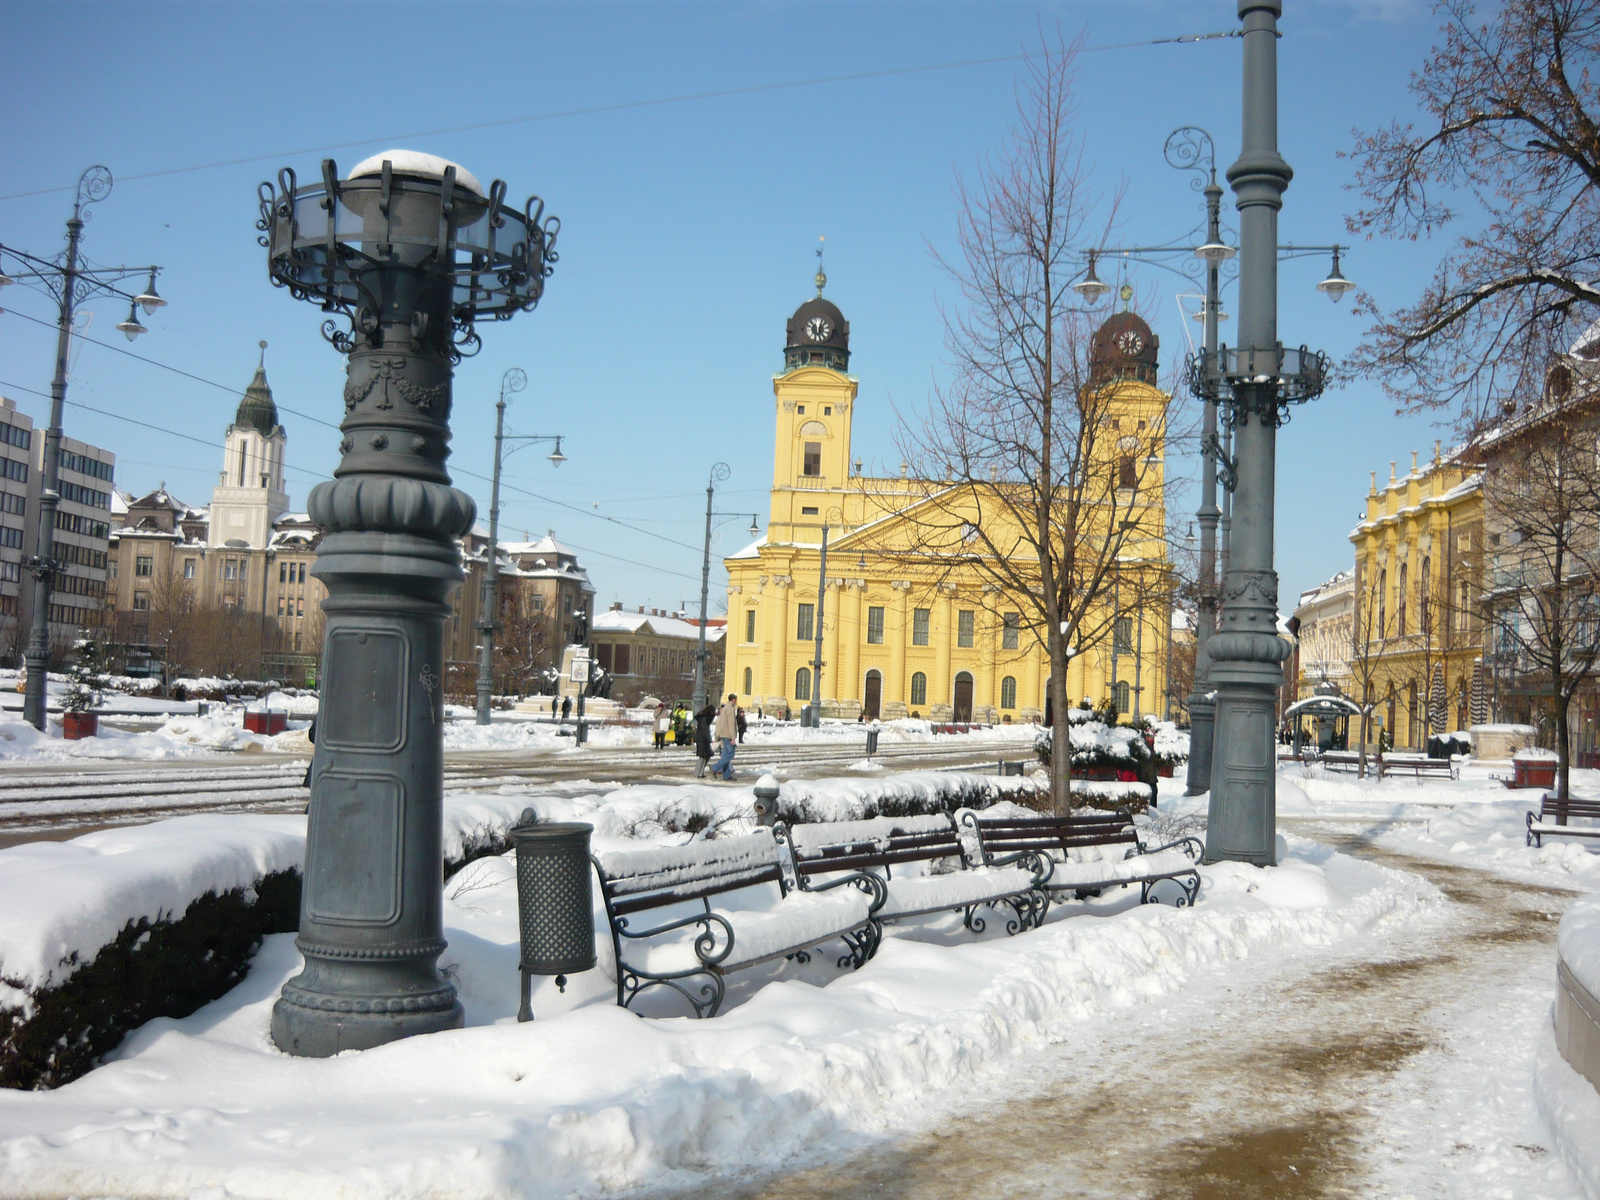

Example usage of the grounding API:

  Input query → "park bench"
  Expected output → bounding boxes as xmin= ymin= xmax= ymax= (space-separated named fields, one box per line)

xmin=1525 ymin=793 xmax=1600 ymax=847
xmin=1379 ymin=754 xmax=1460 ymax=782
xmin=592 ymin=829 xmax=885 ymax=1019
xmin=960 ymin=808 xmax=1203 ymax=908
xmin=778 ymin=813 xmax=1048 ymax=936
xmin=998 ymin=760 xmax=1028 ymax=777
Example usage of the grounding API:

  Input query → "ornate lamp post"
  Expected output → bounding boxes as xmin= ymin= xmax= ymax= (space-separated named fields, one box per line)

xmin=0 ymin=166 xmax=166 ymax=730
xmin=1204 ymin=2 xmax=1329 ymax=864
xmin=258 ymin=150 xmax=557 ymax=1055
xmin=474 ymin=367 xmax=566 ymax=726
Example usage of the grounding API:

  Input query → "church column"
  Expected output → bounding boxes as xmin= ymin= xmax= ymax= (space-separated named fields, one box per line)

xmin=888 ymin=580 xmax=911 ymax=706
xmin=978 ymin=587 xmax=1000 ymax=719
xmin=768 ymin=576 xmax=791 ymax=706
xmin=935 ymin=588 xmax=954 ymax=718
xmin=841 ymin=580 xmax=862 ymax=707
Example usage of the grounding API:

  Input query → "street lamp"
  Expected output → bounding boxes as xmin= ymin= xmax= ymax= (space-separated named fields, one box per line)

xmin=475 ymin=366 xmax=567 ymax=726
xmin=0 ymin=166 xmax=166 ymax=731
xmin=1204 ymin=1 xmax=1331 ymax=866
xmin=258 ymin=149 xmax=558 ymax=1056
xmin=691 ymin=463 xmax=760 ymax=714
xmin=803 ymin=506 xmax=843 ymax=727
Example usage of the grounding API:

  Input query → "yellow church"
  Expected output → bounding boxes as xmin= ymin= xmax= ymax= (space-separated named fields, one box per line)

xmin=722 ymin=282 xmax=1171 ymax=724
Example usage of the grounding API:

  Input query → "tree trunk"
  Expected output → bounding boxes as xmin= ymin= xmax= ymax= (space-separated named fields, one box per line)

xmin=1050 ymin=661 xmax=1071 ymax=816
xmin=1555 ymin=691 xmax=1571 ymax=821
xmin=1357 ymin=710 xmax=1369 ymax=779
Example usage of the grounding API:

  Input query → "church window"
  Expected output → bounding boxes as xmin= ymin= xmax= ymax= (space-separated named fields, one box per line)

xmin=796 ymin=406 xmax=805 ymax=415
xmin=796 ymin=603 xmax=814 ymax=641
xmin=184 ymin=559 xmax=195 ymax=580
xmin=957 ymin=610 xmax=975 ymax=647
xmin=744 ymin=666 xmax=753 ymax=695
xmin=135 ymin=556 xmax=152 ymax=577
xmin=1114 ymin=616 xmax=1133 ymax=655
xmin=912 ymin=607 xmax=930 ymax=645
xmin=1397 ymin=562 xmax=1408 ymax=636
xmin=1114 ymin=680 xmax=1130 ymax=713
xmin=1002 ymin=612 xmax=1020 ymax=650
xmin=911 ymin=672 xmax=927 ymax=706
xmin=801 ymin=506 xmax=818 ymax=515
xmin=795 ymin=667 xmax=812 ymax=701
xmin=745 ymin=610 xmax=757 ymax=643
xmin=1001 ymin=676 xmax=1017 ymax=709
xmin=803 ymin=442 xmax=822 ymax=477
xmin=1118 ymin=455 xmax=1138 ymax=489
xmin=824 ymin=406 xmax=832 ymax=415
xmin=867 ymin=606 xmax=885 ymax=644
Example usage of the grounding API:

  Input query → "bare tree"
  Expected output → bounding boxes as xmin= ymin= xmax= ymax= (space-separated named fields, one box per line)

xmin=1348 ymin=570 xmax=1401 ymax=777
xmin=883 ymin=36 xmax=1176 ymax=813
xmin=493 ymin=591 xmax=553 ymax=697
xmin=1348 ymin=0 xmax=1600 ymax=428
xmin=1479 ymin=401 xmax=1600 ymax=807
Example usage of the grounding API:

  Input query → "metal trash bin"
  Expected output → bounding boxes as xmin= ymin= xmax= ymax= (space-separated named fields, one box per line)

xmin=510 ymin=811 xmax=597 ymax=1022
xmin=865 ymin=729 xmax=880 ymax=758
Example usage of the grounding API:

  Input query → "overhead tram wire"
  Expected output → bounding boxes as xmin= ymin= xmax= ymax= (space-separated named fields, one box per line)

xmin=0 ymin=374 xmax=706 ymax=583
xmin=0 ymin=30 xmax=1241 ymax=203
xmin=1 ymin=303 xmax=712 ymax=555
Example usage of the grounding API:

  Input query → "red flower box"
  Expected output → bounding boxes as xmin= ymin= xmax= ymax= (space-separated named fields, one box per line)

xmin=62 ymin=712 xmax=98 ymax=740
xmin=244 ymin=710 xmax=288 ymax=735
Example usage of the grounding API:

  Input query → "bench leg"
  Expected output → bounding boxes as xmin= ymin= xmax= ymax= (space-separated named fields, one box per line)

xmin=617 ymin=966 xmax=726 ymax=1019
xmin=837 ymin=920 xmax=881 ymax=970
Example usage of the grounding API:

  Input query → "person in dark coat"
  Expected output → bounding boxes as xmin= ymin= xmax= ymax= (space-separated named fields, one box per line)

xmin=693 ymin=703 xmax=715 ymax=778
xmin=561 ymin=695 xmax=572 ymax=721
xmin=736 ymin=707 xmax=748 ymax=744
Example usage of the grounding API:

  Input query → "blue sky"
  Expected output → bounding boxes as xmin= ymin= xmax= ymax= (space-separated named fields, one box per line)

xmin=1 ymin=0 xmax=1451 ymax=615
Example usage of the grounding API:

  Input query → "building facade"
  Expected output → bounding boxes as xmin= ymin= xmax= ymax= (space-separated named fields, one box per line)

xmin=1291 ymin=570 xmax=1355 ymax=701
xmin=723 ymin=289 xmax=1171 ymax=723
xmin=591 ymin=606 xmax=724 ymax=704
xmin=1348 ymin=447 xmax=1485 ymax=748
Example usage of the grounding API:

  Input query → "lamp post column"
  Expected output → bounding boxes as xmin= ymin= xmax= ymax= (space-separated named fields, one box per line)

xmin=692 ymin=463 xmax=729 ymax=714
xmin=1207 ymin=0 xmax=1294 ymax=864
xmin=1186 ymin=179 xmax=1224 ymax=794
xmin=475 ymin=396 xmax=507 ymax=725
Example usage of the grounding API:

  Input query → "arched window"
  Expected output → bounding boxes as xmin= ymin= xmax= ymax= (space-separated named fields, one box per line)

xmin=1378 ymin=568 xmax=1388 ymax=635
xmin=1419 ymin=556 xmax=1431 ymax=635
xmin=910 ymin=672 xmax=927 ymax=706
xmin=1000 ymin=676 xmax=1017 ymax=709
xmin=1114 ymin=680 xmax=1131 ymax=714
xmin=1397 ymin=562 xmax=1408 ymax=636
xmin=743 ymin=666 xmax=752 ymax=695
xmin=795 ymin=667 xmax=811 ymax=701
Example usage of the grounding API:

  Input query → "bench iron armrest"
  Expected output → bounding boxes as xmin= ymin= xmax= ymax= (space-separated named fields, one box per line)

xmin=985 ymin=848 xmax=1055 ymax=886
xmin=616 ymin=908 xmax=736 ymax=968
xmin=802 ymin=867 xmax=888 ymax=914
xmin=1138 ymin=835 xmax=1205 ymax=862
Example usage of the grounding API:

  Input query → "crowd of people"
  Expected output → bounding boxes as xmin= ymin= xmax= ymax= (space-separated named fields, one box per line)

xmin=651 ymin=695 xmax=747 ymax=780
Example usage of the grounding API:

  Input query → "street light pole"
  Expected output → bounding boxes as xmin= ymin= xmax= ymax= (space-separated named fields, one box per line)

xmin=692 ymin=463 xmax=730 ymax=714
xmin=0 ymin=166 xmax=165 ymax=730
xmin=1206 ymin=1 xmax=1327 ymax=865
xmin=807 ymin=521 xmax=830 ymax=725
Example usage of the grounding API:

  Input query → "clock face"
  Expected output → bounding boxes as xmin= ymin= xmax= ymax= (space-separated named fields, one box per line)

xmin=1115 ymin=330 xmax=1145 ymax=356
xmin=806 ymin=317 xmax=833 ymax=342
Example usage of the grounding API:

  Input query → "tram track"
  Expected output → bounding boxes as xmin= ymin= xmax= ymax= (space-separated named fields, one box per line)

xmin=0 ymin=737 xmax=1035 ymax=846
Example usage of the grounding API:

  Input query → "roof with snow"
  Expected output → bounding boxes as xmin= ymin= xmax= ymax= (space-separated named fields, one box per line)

xmin=593 ymin=609 xmax=725 ymax=643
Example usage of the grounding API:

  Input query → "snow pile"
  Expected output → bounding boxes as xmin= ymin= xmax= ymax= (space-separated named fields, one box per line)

xmin=0 ymin=814 xmax=306 ymax=994
xmin=1538 ymin=892 xmax=1600 ymax=1199
xmin=0 ymin=714 xmax=292 ymax=762
xmin=1559 ymin=892 xmax=1600 ymax=1007
xmin=0 ymin=835 xmax=1438 ymax=1199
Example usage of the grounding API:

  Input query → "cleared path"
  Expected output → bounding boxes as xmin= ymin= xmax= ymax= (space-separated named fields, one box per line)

xmin=692 ymin=821 xmax=1583 ymax=1200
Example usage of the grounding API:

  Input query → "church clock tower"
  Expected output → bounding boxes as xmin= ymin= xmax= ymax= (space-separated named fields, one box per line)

xmin=770 ymin=270 xmax=856 ymax=540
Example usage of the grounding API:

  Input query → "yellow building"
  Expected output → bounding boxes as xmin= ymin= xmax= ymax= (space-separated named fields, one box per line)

xmin=723 ymin=287 xmax=1170 ymax=723
xmin=1348 ymin=447 xmax=1485 ymax=748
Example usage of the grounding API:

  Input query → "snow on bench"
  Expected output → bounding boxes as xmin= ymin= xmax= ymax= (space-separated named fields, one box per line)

xmin=964 ymin=809 xmax=1203 ymax=907
xmin=593 ymin=829 xmax=883 ymax=1018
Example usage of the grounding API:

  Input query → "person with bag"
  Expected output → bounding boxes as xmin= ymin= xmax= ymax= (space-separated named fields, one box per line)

xmin=653 ymin=702 xmax=670 ymax=750
xmin=693 ymin=703 xmax=716 ymax=778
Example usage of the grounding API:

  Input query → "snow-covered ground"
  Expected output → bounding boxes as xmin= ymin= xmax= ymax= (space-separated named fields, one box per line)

xmin=0 ymin=830 xmax=1434 ymax=1200
xmin=1 ymin=758 xmax=1597 ymax=1198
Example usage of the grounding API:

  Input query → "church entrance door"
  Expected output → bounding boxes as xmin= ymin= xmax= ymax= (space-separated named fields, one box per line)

xmin=863 ymin=670 xmax=881 ymax=720
xmin=953 ymin=672 xmax=974 ymax=723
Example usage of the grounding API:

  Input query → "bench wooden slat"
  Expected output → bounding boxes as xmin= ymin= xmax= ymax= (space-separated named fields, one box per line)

xmin=1525 ymin=793 xmax=1600 ymax=846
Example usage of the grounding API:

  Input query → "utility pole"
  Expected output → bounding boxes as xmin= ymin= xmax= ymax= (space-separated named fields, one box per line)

xmin=692 ymin=463 xmax=730 ymax=714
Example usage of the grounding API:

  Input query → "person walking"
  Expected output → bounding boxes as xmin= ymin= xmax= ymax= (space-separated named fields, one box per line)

xmin=653 ymin=702 xmax=669 ymax=750
xmin=693 ymin=702 xmax=715 ymax=778
xmin=551 ymin=695 xmax=558 ymax=721
xmin=561 ymin=695 xmax=572 ymax=721
xmin=711 ymin=693 xmax=739 ymax=779
xmin=736 ymin=706 xmax=747 ymax=744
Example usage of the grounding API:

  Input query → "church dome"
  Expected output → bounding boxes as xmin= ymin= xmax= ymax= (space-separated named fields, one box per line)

xmin=1089 ymin=311 xmax=1159 ymax=386
xmin=784 ymin=291 xmax=850 ymax=373
xmin=235 ymin=344 xmax=281 ymax=436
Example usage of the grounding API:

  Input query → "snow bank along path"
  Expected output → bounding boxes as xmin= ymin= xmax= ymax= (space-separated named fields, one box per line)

xmin=1547 ymin=893 xmax=1600 ymax=1198
xmin=0 ymin=836 xmax=1437 ymax=1200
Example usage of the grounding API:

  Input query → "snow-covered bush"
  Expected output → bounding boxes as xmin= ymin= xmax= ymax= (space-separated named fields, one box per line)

xmin=60 ymin=638 xmax=108 ymax=715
